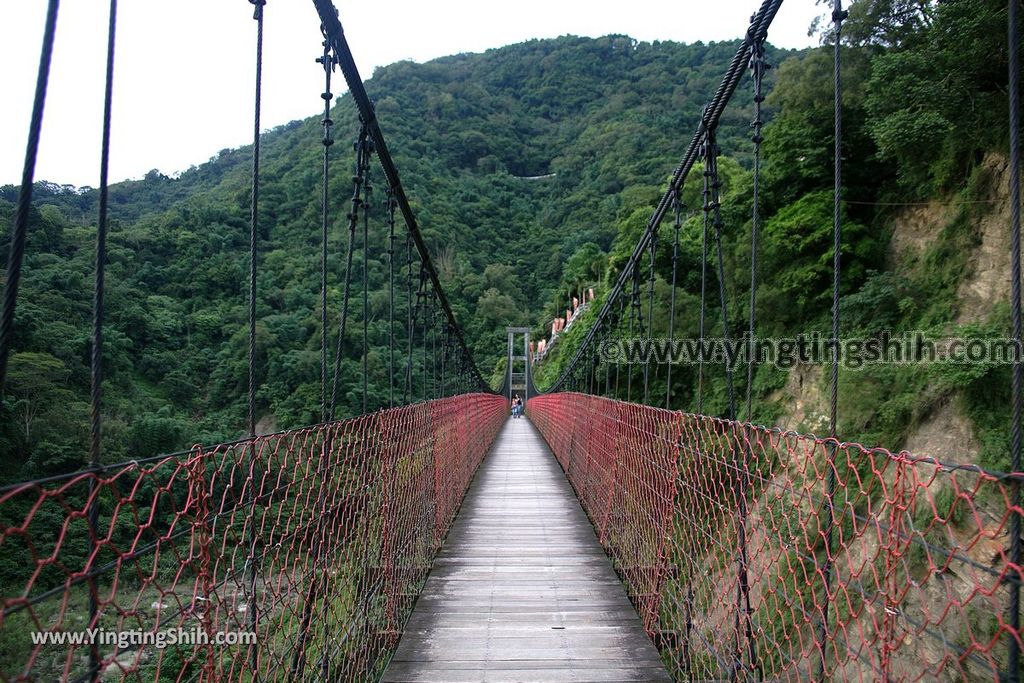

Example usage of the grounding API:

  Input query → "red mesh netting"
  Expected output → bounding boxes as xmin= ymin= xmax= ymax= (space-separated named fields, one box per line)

xmin=0 ymin=393 xmax=506 ymax=682
xmin=528 ymin=391 xmax=1022 ymax=682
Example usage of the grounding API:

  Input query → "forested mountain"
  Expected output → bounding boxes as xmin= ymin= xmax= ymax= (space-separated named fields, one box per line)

xmin=1 ymin=0 xmax=1017 ymax=483
xmin=535 ymin=0 xmax=1019 ymax=471
xmin=0 ymin=34 xmax=798 ymax=481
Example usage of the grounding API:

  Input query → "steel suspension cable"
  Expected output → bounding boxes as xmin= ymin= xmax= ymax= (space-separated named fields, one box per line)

xmin=635 ymin=266 xmax=645 ymax=339
xmin=454 ymin=353 xmax=461 ymax=395
xmin=440 ymin=324 xmax=448 ymax=397
xmin=318 ymin=36 xmax=335 ymax=423
xmin=697 ymin=128 xmax=712 ymax=414
xmin=247 ymin=0 xmax=263 ymax=441
xmin=421 ymin=290 xmax=430 ymax=397
xmin=386 ymin=188 xmax=396 ymax=407
xmin=666 ymin=190 xmax=683 ymax=408
xmin=295 ymin=38 xmax=335 ymax=671
xmin=406 ymin=269 xmax=426 ymax=403
xmin=455 ymin=351 xmax=462 ymax=395
xmin=419 ymin=271 xmax=428 ymax=399
xmin=817 ymin=1 xmax=847 ymax=678
xmin=627 ymin=270 xmax=639 ymax=403
xmin=599 ymin=323 xmax=609 ymax=396
xmin=86 ymin=5 xmax=117 ymax=680
xmin=745 ymin=37 xmax=767 ymax=422
xmin=589 ymin=342 xmax=596 ymax=395
xmin=644 ymin=230 xmax=657 ymax=404
xmin=547 ymin=0 xmax=784 ymax=392
xmin=328 ymin=124 xmax=367 ymax=419
xmin=615 ymin=296 xmax=624 ymax=396
xmin=421 ymin=278 xmax=428 ymax=398
xmin=734 ymin=34 xmax=769 ymax=678
xmin=361 ymin=135 xmax=372 ymax=414
xmin=0 ymin=0 xmax=60 ymax=393
xmin=312 ymin=0 xmax=489 ymax=391
xmin=404 ymin=233 xmax=414 ymax=403
xmin=598 ymin=323 xmax=606 ymax=397
xmin=1007 ymin=0 xmax=1023 ymax=675
xmin=431 ymin=297 xmax=438 ymax=398
xmin=244 ymin=0 xmax=265 ymax=670
xmin=705 ymin=128 xmax=753 ymax=679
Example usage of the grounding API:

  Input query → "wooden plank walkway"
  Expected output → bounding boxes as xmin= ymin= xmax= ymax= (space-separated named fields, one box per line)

xmin=381 ymin=416 xmax=672 ymax=683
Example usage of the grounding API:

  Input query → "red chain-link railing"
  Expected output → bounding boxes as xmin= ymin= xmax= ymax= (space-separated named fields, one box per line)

xmin=528 ymin=391 xmax=1022 ymax=682
xmin=0 ymin=393 xmax=506 ymax=683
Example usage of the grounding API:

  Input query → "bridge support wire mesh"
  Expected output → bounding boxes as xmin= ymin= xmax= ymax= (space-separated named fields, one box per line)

xmin=0 ymin=393 xmax=506 ymax=683
xmin=528 ymin=392 xmax=1021 ymax=682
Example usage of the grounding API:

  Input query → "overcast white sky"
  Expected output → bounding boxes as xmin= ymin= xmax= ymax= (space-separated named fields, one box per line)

xmin=1 ymin=1 xmax=823 ymax=188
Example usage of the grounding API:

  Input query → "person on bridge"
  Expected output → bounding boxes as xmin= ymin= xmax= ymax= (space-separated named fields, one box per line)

xmin=511 ymin=394 xmax=523 ymax=418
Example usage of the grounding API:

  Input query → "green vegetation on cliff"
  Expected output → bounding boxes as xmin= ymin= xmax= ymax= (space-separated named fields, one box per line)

xmin=534 ymin=0 xmax=1020 ymax=470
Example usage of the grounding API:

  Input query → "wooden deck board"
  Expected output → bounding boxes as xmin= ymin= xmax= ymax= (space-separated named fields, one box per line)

xmin=381 ymin=417 xmax=671 ymax=683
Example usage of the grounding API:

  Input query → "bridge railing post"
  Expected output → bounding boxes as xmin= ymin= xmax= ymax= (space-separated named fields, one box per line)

xmin=729 ymin=420 xmax=756 ymax=680
xmin=599 ymin=400 xmax=625 ymax=545
xmin=644 ymin=409 xmax=684 ymax=643
xmin=357 ymin=412 xmax=387 ymax=672
xmin=564 ymin=396 xmax=577 ymax=482
xmin=380 ymin=412 xmax=398 ymax=645
xmin=289 ymin=427 xmax=334 ymax=678
xmin=880 ymin=455 xmax=908 ymax=680
xmin=430 ymin=397 xmax=449 ymax=551
xmin=1005 ymin=0 xmax=1023 ymax=676
xmin=186 ymin=447 xmax=216 ymax=680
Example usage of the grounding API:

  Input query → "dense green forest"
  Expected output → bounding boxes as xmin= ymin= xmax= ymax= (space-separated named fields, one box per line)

xmin=0 ymin=0 xmax=1019 ymax=484
xmin=0 ymin=34 xmax=797 ymax=481
xmin=535 ymin=0 xmax=1020 ymax=471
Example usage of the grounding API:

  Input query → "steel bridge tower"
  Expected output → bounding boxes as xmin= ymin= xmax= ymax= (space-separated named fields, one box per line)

xmin=506 ymin=326 xmax=530 ymax=405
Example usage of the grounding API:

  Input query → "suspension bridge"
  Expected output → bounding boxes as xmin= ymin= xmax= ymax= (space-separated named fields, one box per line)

xmin=1 ymin=0 xmax=1023 ymax=681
